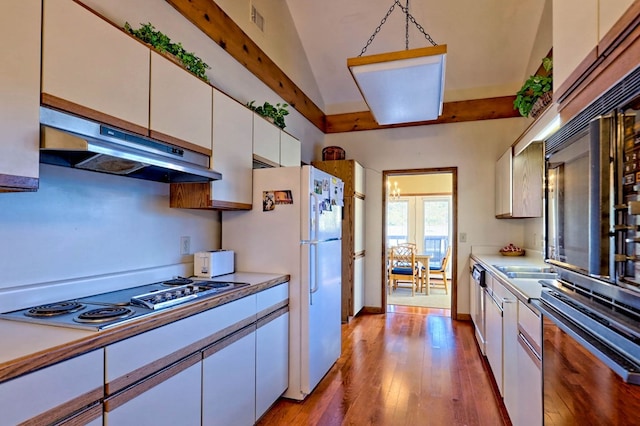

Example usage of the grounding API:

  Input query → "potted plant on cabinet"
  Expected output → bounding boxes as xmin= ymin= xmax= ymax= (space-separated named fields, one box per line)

xmin=247 ymin=101 xmax=289 ymax=129
xmin=513 ymin=57 xmax=553 ymax=118
xmin=124 ymin=22 xmax=210 ymax=82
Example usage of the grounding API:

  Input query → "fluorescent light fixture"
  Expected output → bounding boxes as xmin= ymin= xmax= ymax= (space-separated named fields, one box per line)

xmin=348 ymin=45 xmax=447 ymax=125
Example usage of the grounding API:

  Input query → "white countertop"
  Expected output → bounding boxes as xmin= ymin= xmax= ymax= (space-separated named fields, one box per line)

xmin=471 ymin=254 xmax=552 ymax=302
xmin=0 ymin=271 xmax=286 ymax=380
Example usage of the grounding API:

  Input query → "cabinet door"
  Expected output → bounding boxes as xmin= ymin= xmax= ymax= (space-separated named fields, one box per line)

xmin=105 ymin=355 xmax=201 ymax=426
xmin=354 ymin=161 xmax=365 ymax=195
xmin=41 ymin=0 xmax=150 ymax=133
xmin=354 ymin=197 xmax=366 ymax=253
xmin=253 ymin=114 xmax=281 ymax=166
xmin=256 ymin=309 xmax=289 ymax=421
xmin=0 ymin=0 xmax=40 ymax=190
xmin=280 ymin=131 xmax=301 ymax=166
xmin=485 ymin=277 xmax=503 ymax=395
xmin=150 ymin=51 xmax=212 ymax=152
xmin=495 ymin=149 xmax=512 ymax=217
xmin=502 ymin=288 xmax=519 ymax=420
xmin=211 ymin=89 xmax=253 ymax=205
xmin=0 ymin=350 xmax=103 ymax=426
xmin=516 ymin=333 xmax=542 ymax=426
xmin=353 ymin=255 xmax=365 ymax=316
xmin=552 ymin=0 xmax=598 ymax=92
xmin=512 ymin=142 xmax=543 ymax=217
xmin=203 ymin=325 xmax=256 ymax=426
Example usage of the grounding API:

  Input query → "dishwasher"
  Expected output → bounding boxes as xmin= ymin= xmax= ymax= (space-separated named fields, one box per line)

xmin=470 ymin=263 xmax=487 ymax=355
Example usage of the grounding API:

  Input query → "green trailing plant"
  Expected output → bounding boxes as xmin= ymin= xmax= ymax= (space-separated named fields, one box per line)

xmin=247 ymin=101 xmax=290 ymax=129
xmin=124 ymin=22 xmax=210 ymax=82
xmin=513 ymin=57 xmax=553 ymax=117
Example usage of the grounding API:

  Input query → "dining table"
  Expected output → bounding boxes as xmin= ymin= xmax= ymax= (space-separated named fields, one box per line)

xmin=414 ymin=254 xmax=432 ymax=295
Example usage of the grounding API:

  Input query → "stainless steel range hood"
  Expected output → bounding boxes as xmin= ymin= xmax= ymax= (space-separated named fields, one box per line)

xmin=39 ymin=107 xmax=222 ymax=183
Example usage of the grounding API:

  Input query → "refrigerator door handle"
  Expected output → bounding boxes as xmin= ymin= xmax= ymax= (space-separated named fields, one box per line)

xmin=309 ymin=192 xmax=322 ymax=305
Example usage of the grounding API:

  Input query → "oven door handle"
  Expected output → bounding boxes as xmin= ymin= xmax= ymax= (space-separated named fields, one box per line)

xmin=533 ymin=300 xmax=640 ymax=385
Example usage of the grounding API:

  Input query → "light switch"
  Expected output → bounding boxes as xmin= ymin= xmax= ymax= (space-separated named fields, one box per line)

xmin=459 ymin=232 xmax=467 ymax=243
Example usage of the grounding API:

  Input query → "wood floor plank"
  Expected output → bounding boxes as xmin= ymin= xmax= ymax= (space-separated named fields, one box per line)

xmin=258 ymin=307 xmax=509 ymax=425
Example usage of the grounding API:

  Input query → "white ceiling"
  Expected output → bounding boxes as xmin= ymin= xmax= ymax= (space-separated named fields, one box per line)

xmin=284 ymin=0 xmax=549 ymax=115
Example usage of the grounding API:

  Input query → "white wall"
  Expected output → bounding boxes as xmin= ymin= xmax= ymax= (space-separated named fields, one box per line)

xmin=0 ymin=165 xmax=219 ymax=309
xmin=326 ymin=118 xmax=534 ymax=314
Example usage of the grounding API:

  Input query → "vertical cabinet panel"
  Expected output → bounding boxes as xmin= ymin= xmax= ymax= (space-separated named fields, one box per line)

xmin=280 ymin=131 xmax=301 ymax=167
xmin=150 ymin=52 xmax=212 ymax=151
xmin=503 ymin=288 xmax=519 ymax=421
xmin=203 ymin=328 xmax=257 ymax=426
xmin=41 ymin=0 xmax=150 ymax=131
xmin=354 ymin=197 xmax=366 ymax=253
xmin=0 ymin=0 xmax=40 ymax=186
xmin=485 ymin=276 xmax=503 ymax=395
xmin=353 ymin=256 xmax=365 ymax=317
xmin=211 ymin=89 xmax=253 ymax=205
xmin=495 ymin=149 xmax=512 ymax=217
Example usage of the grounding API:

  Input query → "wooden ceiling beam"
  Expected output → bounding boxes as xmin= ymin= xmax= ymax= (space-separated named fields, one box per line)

xmin=165 ymin=0 xmax=326 ymax=131
xmin=166 ymin=0 xmax=522 ymax=135
xmin=325 ymin=96 xmax=521 ymax=133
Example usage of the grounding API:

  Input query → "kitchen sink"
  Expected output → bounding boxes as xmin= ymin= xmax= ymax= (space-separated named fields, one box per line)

xmin=504 ymin=271 xmax=558 ymax=279
xmin=493 ymin=265 xmax=554 ymax=273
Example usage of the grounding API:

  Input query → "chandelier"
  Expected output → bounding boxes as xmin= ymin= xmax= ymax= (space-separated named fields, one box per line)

xmin=347 ymin=0 xmax=447 ymax=125
xmin=387 ymin=180 xmax=401 ymax=201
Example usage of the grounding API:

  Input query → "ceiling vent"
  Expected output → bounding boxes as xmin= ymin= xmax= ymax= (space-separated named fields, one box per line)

xmin=251 ymin=4 xmax=264 ymax=32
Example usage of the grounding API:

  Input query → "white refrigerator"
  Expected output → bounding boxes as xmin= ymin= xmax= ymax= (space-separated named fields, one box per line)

xmin=222 ymin=165 xmax=343 ymax=400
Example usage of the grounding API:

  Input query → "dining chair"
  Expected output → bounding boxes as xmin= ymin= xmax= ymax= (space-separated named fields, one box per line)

xmin=423 ymin=245 xmax=451 ymax=294
xmin=388 ymin=244 xmax=420 ymax=296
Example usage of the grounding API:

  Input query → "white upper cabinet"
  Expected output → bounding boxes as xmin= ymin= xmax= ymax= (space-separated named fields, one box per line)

xmin=211 ymin=89 xmax=253 ymax=206
xmin=253 ymin=114 xmax=281 ymax=166
xmin=280 ymin=131 xmax=301 ymax=167
xmin=0 ymin=0 xmax=40 ymax=191
xmin=41 ymin=0 xmax=150 ymax=133
xmin=496 ymin=143 xmax=543 ymax=218
xmin=150 ymin=51 xmax=212 ymax=153
xmin=553 ymin=0 xmax=635 ymax=93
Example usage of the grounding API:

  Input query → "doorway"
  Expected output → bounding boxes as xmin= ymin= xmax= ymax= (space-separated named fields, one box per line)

xmin=382 ymin=168 xmax=458 ymax=318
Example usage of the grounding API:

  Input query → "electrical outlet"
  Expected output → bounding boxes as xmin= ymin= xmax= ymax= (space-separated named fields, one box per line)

xmin=180 ymin=236 xmax=191 ymax=255
xmin=459 ymin=232 xmax=467 ymax=243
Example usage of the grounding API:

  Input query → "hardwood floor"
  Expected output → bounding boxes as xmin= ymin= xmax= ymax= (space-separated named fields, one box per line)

xmin=258 ymin=306 xmax=510 ymax=426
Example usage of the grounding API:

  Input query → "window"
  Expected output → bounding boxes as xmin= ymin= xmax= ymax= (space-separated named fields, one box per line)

xmin=423 ymin=196 xmax=451 ymax=266
xmin=387 ymin=200 xmax=408 ymax=246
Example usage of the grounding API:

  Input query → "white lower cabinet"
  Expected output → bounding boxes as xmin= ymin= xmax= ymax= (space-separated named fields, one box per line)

xmin=502 ymin=286 xmax=519 ymax=421
xmin=105 ymin=355 xmax=201 ymax=426
xmin=256 ymin=309 xmax=289 ymax=420
xmin=485 ymin=275 xmax=504 ymax=395
xmin=516 ymin=301 xmax=543 ymax=426
xmin=203 ymin=325 xmax=257 ymax=426
xmin=0 ymin=349 xmax=103 ymax=425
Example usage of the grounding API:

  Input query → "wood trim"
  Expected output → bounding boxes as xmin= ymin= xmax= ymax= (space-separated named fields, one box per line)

xmin=106 ymin=314 xmax=256 ymax=395
xmin=0 ymin=276 xmax=289 ymax=384
xmin=165 ymin=0 xmax=325 ymax=132
xmin=56 ymin=403 xmax=102 ymax=426
xmin=325 ymin=96 xmax=521 ymax=133
xmin=457 ymin=313 xmax=471 ymax=321
xmin=105 ymin=352 xmax=201 ymax=412
xmin=41 ymin=93 xmax=149 ymax=137
xmin=18 ymin=387 xmax=103 ymax=426
xmin=361 ymin=306 xmax=385 ymax=315
xmin=169 ymin=182 xmax=253 ymax=210
xmin=149 ymin=129 xmax=212 ymax=156
xmin=256 ymin=305 xmax=289 ymax=329
xmin=397 ymin=191 xmax=453 ymax=197
xmin=202 ymin=324 xmax=256 ymax=359
xmin=347 ymin=45 xmax=447 ymax=68
xmin=256 ymin=300 xmax=289 ymax=322
xmin=556 ymin=2 xmax=640 ymax=120
xmin=0 ymin=174 xmax=38 ymax=192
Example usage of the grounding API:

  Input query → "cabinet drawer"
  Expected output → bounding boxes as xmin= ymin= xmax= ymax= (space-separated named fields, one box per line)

xmin=518 ymin=300 xmax=541 ymax=350
xmin=257 ymin=282 xmax=289 ymax=314
xmin=105 ymin=295 xmax=257 ymax=393
xmin=0 ymin=350 xmax=103 ymax=426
